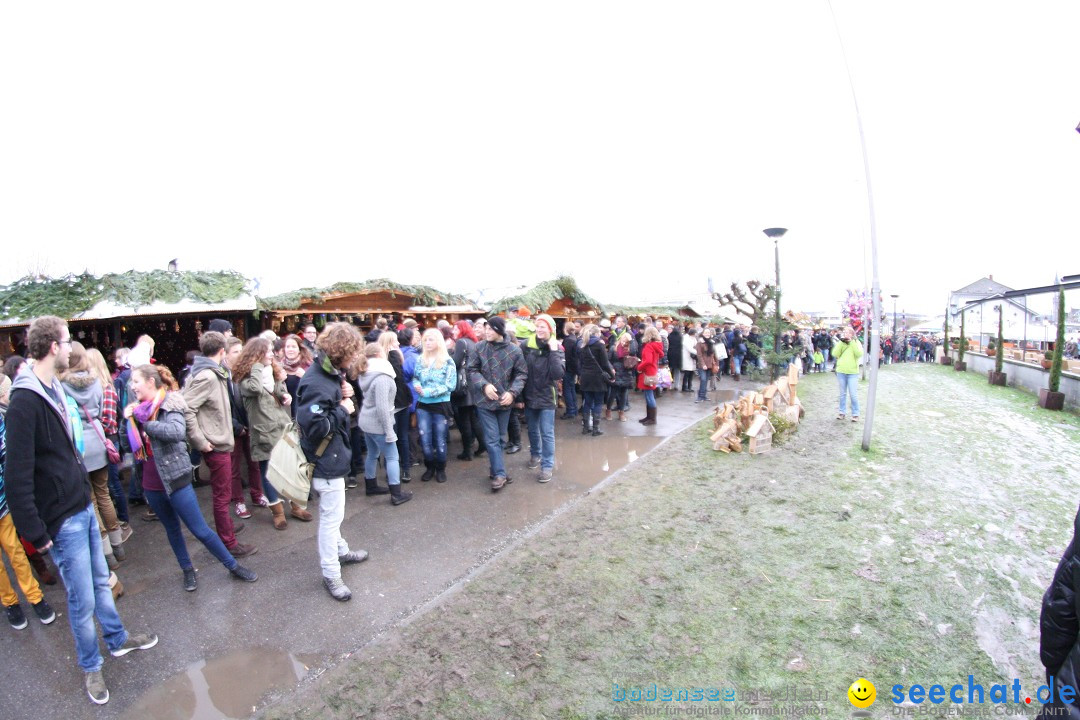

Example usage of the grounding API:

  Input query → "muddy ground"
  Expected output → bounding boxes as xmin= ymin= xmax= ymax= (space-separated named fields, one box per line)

xmin=261 ymin=364 xmax=1079 ymax=719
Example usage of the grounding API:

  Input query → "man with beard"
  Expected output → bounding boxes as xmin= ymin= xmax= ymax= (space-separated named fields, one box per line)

xmin=6 ymin=316 xmax=157 ymax=704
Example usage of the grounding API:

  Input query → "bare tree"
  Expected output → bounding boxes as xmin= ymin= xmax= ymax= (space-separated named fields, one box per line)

xmin=713 ymin=280 xmax=775 ymax=323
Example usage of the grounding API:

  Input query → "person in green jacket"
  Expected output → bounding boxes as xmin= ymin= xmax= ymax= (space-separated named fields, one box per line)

xmin=834 ymin=326 xmax=863 ymax=421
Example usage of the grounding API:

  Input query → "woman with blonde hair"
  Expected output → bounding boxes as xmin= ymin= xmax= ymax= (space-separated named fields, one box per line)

xmin=358 ymin=344 xmax=412 ymax=505
xmin=60 ymin=342 xmax=127 ymax=561
xmin=378 ymin=330 xmax=416 ymax=483
xmin=636 ymin=325 xmax=664 ymax=426
xmin=86 ymin=348 xmax=132 ymax=539
xmin=577 ymin=323 xmax=615 ymax=436
xmin=412 ymin=328 xmax=456 ymax=483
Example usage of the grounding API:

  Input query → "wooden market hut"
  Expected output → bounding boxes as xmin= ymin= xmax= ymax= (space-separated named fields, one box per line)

xmin=605 ymin=304 xmax=701 ymax=326
xmin=257 ymin=279 xmax=483 ymax=334
xmin=489 ymin=276 xmax=606 ymax=331
xmin=0 ymin=270 xmax=257 ymax=373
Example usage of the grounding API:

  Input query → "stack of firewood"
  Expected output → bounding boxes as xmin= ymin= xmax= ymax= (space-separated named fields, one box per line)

xmin=709 ymin=365 xmax=805 ymax=454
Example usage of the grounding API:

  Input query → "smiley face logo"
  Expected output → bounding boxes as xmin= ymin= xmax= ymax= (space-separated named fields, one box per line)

xmin=848 ymin=678 xmax=876 ymax=708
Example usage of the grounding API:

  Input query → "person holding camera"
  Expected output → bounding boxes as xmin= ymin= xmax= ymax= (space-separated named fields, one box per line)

xmin=834 ymin=326 xmax=863 ymax=421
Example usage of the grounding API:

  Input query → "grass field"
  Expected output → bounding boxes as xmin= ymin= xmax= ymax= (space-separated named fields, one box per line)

xmin=264 ymin=363 xmax=1080 ymax=720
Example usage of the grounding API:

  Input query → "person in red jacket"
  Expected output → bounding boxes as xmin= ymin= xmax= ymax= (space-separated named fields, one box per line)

xmin=636 ymin=326 xmax=664 ymax=426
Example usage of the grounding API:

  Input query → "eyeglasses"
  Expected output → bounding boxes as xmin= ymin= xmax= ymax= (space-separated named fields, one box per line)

xmin=58 ymin=339 xmax=72 ymax=346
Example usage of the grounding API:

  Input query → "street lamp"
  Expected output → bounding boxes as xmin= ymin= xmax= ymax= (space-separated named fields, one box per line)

xmin=763 ymin=228 xmax=787 ymax=378
xmin=890 ymin=294 xmax=899 ymax=340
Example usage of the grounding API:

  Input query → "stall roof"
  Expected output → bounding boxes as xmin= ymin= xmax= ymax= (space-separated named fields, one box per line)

xmin=490 ymin=276 xmax=605 ymax=316
xmin=0 ymin=270 xmax=252 ymax=329
xmin=259 ymin=279 xmax=472 ymax=312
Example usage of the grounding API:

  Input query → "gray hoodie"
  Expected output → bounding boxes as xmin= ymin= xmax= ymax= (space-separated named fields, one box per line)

xmin=60 ymin=370 xmax=108 ymax=471
xmin=358 ymin=357 xmax=397 ymax=441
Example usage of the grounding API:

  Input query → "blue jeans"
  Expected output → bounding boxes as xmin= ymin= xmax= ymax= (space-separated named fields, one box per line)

xmin=733 ymin=355 xmax=743 ymax=375
xmin=838 ymin=372 xmax=860 ymax=416
xmin=477 ymin=408 xmax=511 ymax=478
xmin=525 ymin=407 xmax=556 ymax=471
xmin=145 ymin=486 xmax=237 ymax=571
xmin=416 ymin=405 xmax=449 ymax=464
xmin=697 ymin=369 xmax=710 ymax=400
xmin=562 ymin=372 xmax=578 ymax=416
xmin=50 ymin=504 xmax=128 ymax=672
xmin=581 ymin=391 xmax=605 ymax=418
xmin=643 ymin=389 xmax=656 ymax=409
xmin=257 ymin=460 xmax=280 ymax=504
xmin=107 ymin=462 xmax=129 ymax=523
xmin=364 ymin=433 xmax=401 ymax=486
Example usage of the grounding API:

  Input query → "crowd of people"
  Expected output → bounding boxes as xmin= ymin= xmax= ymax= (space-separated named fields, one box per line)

xmin=0 ymin=308 xmax=906 ymax=705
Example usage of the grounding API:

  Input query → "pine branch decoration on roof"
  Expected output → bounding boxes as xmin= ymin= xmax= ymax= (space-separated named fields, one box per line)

xmin=490 ymin=275 xmax=604 ymax=315
xmin=258 ymin=278 xmax=469 ymax=311
xmin=0 ymin=270 xmax=250 ymax=322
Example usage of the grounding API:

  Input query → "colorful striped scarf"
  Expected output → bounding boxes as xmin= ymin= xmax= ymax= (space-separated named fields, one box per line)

xmin=126 ymin=388 xmax=167 ymax=461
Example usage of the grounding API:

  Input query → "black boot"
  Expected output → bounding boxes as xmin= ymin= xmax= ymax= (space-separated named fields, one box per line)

xmin=435 ymin=461 xmax=447 ymax=483
xmin=641 ymin=406 xmax=657 ymax=426
xmin=582 ymin=413 xmax=592 ymax=434
xmin=591 ymin=411 xmax=603 ymax=436
xmin=389 ymin=483 xmax=413 ymax=506
xmin=421 ymin=460 xmax=436 ymax=482
xmin=364 ymin=477 xmax=390 ymax=496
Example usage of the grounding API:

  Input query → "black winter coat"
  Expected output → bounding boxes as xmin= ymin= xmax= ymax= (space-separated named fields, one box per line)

xmin=5 ymin=373 xmax=92 ymax=550
xmin=578 ymin=337 xmax=615 ymax=393
xmin=387 ymin=350 xmax=414 ymax=413
xmin=1040 ymin=507 xmax=1080 ymax=720
xmin=296 ymin=352 xmax=353 ymax=479
xmin=667 ymin=330 xmax=683 ymax=372
xmin=520 ymin=339 xmax=565 ymax=409
xmin=563 ymin=334 xmax=580 ymax=375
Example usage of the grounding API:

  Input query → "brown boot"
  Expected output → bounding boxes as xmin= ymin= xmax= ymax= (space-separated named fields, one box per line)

xmin=290 ymin=501 xmax=313 ymax=522
xmin=270 ymin=501 xmax=288 ymax=530
xmin=617 ymin=410 xmax=626 ymax=422
xmin=109 ymin=572 xmax=124 ymax=601
xmin=603 ymin=407 xmax=611 ymax=420
xmin=641 ymin=406 xmax=657 ymax=426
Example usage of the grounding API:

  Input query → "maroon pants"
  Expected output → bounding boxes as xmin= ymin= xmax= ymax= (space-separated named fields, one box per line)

xmin=203 ymin=450 xmax=238 ymax=549
xmin=231 ymin=433 xmax=265 ymax=504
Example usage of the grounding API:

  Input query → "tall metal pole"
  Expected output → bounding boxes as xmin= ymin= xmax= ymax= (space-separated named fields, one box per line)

xmin=764 ymin=228 xmax=788 ymax=380
xmin=824 ymin=0 xmax=883 ymax=451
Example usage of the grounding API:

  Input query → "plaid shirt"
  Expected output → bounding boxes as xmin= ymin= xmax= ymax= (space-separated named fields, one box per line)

xmin=100 ymin=383 xmax=118 ymax=436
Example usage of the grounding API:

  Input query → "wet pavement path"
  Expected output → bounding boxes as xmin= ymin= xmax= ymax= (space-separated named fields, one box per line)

xmin=1 ymin=383 xmax=744 ymax=719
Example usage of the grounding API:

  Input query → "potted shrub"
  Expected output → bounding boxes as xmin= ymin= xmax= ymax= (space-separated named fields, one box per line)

xmin=1042 ymin=351 xmax=1053 ymax=370
xmin=986 ymin=338 xmax=997 ymax=357
xmin=954 ymin=312 xmax=967 ymax=371
xmin=1039 ymin=287 xmax=1066 ymax=410
xmin=989 ymin=306 xmax=1006 ymax=386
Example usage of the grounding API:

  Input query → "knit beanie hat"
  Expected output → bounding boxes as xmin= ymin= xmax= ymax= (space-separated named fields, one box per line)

xmin=208 ymin=318 xmax=233 ymax=334
xmin=534 ymin=314 xmax=556 ymax=335
xmin=487 ymin=316 xmax=507 ymax=338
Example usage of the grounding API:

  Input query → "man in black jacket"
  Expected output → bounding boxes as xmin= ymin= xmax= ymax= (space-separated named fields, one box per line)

xmin=520 ymin=314 xmax=564 ymax=483
xmin=7 ymin=316 xmax=157 ymax=705
xmin=296 ymin=322 xmax=368 ymax=601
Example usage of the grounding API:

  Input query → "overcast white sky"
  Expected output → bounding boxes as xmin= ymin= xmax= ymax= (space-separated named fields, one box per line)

xmin=2 ymin=2 xmax=1078 ymax=317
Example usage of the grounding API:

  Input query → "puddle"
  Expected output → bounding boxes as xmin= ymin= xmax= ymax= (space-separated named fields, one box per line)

xmin=553 ymin=432 xmax=663 ymax=488
xmin=121 ymin=647 xmax=311 ymax=720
